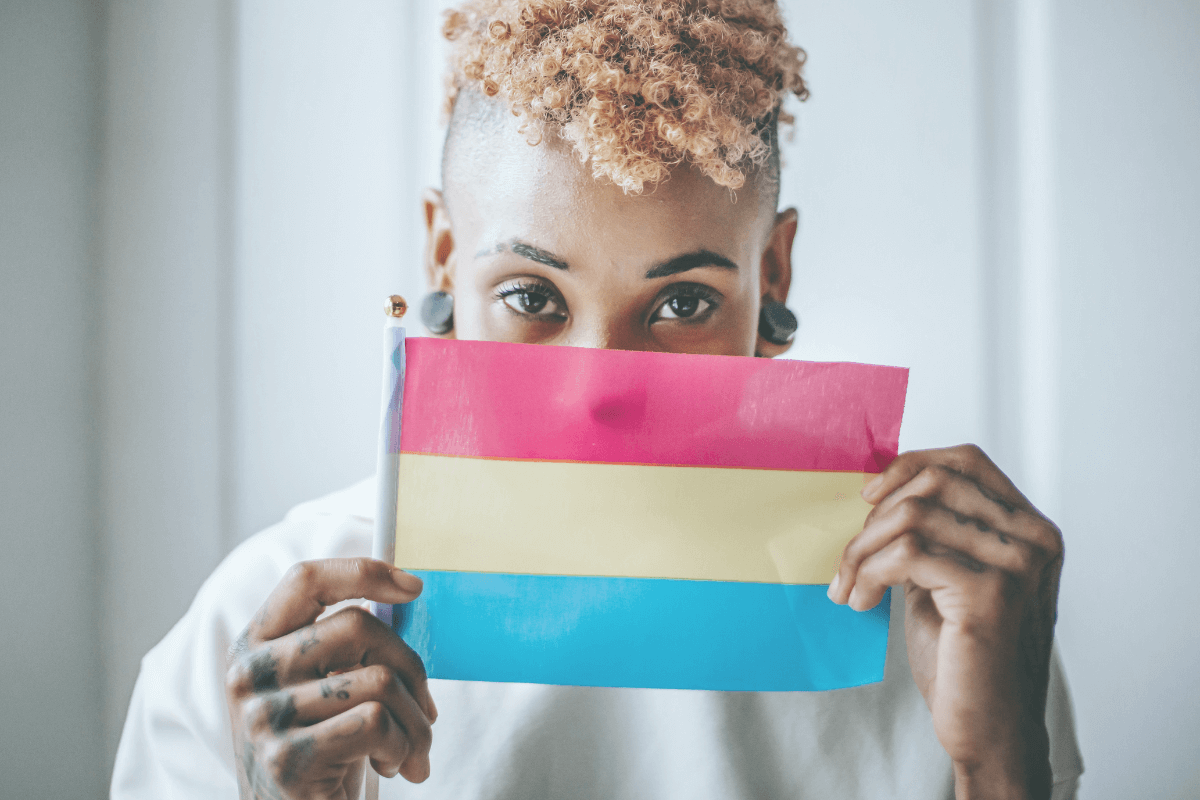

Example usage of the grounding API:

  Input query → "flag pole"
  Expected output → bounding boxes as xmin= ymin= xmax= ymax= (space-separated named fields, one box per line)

xmin=366 ymin=295 xmax=408 ymax=800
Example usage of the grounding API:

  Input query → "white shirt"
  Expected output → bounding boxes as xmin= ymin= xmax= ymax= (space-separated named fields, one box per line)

xmin=112 ymin=478 xmax=1084 ymax=799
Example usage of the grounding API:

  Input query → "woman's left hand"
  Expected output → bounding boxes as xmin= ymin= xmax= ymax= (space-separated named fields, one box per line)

xmin=827 ymin=445 xmax=1063 ymax=800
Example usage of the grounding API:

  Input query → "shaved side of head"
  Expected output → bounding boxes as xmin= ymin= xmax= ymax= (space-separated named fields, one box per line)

xmin=441 ymin=89 xmax=783 ymax=222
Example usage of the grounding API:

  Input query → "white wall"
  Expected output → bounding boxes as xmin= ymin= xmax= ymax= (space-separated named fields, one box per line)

xmin=234 ymin=0 xmax=424 ymax=541
xmin=231 ymin=0 xmax=456 ymax=542
xmin=99 ymin=0 xmax=235 ymax=759
xmin=783 ymin=0 xmax=989 ymax=457
xmin=0 ymin=1 xmax=105 ymax=796
xmin=1054 ymin=2 xmax=1200 ymax=797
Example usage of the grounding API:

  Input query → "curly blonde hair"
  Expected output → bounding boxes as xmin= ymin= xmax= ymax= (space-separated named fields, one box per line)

xmin=443 ymin=0 xmax=808 ymax=194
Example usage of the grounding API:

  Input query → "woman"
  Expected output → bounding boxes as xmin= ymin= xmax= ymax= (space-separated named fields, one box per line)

xmin=112 ymin=2 xmax=1083 ymax=798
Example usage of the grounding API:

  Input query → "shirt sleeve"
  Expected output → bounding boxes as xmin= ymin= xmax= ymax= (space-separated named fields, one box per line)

xmin=110 ymin=603 xmax=241 ymax=799
xmin=1046 ymin=642 xmax=1085 ymax=799
xmin=110 ymin=483 xmax=376 ymax=799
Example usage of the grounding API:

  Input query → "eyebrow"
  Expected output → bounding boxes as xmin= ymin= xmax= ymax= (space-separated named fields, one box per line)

xmin=479 ymin=239 xmax=571 ymax=271
xmin=478 ymin=241 xmax=738 ymax=279
xmin=644 ymin=250 xmax=739 ymax=279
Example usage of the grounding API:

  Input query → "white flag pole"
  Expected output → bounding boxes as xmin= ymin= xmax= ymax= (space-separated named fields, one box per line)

xmin=365 ymin=295 xmax=408 ymax=800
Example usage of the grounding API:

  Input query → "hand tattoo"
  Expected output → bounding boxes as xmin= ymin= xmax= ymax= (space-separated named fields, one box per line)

xmin=297 ymin=625 xmax=321 ymax=656
xmin=320 ymin=675 xmax=353 ymax=701
xmin=248 ymin=650 xmax=280 ymax=692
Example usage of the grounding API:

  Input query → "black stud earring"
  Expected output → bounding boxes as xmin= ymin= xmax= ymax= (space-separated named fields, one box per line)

xmin=420 ymin=291 xmax=454 ymax=335
xmin=758 ymin=300 xmax=798 ymax=345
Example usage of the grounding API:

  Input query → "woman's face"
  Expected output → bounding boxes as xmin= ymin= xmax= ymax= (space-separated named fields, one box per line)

xmin=425 ymin=117 xmax=797 ymax=357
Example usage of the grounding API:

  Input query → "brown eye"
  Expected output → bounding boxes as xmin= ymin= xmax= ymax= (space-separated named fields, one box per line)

xmin=653 ymin=286 xmax=719 ymax=322
xmin=663 ymin=296 xmax=703 ymax=318
xmin=497 ymin=281 xmax=566 ymax=319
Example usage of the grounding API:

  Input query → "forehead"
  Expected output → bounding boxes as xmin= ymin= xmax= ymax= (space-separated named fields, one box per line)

xmin=444 ymin=112 xmax=773 ymax=266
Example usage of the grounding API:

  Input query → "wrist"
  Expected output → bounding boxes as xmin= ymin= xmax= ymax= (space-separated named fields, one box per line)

xmin=952 ymin=719 xmax=1052 ymax=800
xmin=952 ymin=761 xmax=1041 ymax=800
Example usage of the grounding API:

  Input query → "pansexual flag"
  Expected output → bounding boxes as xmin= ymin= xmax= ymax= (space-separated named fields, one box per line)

xmin=374 ymin=331 xmax=908 ymax=692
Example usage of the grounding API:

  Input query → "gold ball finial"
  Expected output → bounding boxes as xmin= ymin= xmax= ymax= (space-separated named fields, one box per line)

xmin=386 ymin=295 xmax=408 ymax=319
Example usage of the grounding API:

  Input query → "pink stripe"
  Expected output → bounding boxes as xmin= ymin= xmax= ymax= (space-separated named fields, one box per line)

xmin=400 ymin=338 xmax=908 ymax=473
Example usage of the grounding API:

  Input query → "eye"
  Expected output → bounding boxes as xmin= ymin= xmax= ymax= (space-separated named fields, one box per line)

xmin=496 ymin=280 xmax=567 ymax=319
xmin=652 ymin=285 xmax=720 ymax=322
xmin=658 ymin=295 xmax=708 ymax=319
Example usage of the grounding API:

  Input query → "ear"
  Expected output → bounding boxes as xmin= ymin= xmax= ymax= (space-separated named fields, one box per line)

xmin=422 ymin=187 xmax=458 ymax=338
xmin=757 ymin=207 xmax=799 ymax=358
xmin=423 ymin=187 xmax=456 ymax=293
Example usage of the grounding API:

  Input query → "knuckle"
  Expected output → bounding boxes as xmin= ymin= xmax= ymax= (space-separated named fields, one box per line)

xmin=1008 ymin=544 xmax=1037 ymax=576
xmin=926 ymin=463 xmax=960 ymax=486
xmin=361 ymin=664 xmax=395 ymax=696
xmin=360 ymin=701 xmax=391 ymax=736
xmin=958 ymin=443 xmax=986 ymax=462
xmin=339 ymin=604 xmax=376 ymax=635
xmin=896 ymin=495 xmax=929 ymax=526
xmin=265 ymin=735 xmax=317 ymax=787
xmin=840 ymin=536 xmax=864 ymax=567
xmin=284 ymin=560 xmax=319 ymax=593
xmin=225 ymin=656 xmax=255 ymax=698
xmin=1040 ymin=519 xmax=1065 ymax=552
xmin=241 ymin=695 xmax=271 ymax=732
xmin=262 ymin=740 xmax=293 ymax=783
xmin=896 ymin=531 xmax=924 ymax=561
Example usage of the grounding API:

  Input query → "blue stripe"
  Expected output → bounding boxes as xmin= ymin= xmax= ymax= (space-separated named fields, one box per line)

xmin=395 ymin=571 xmax=889 ymax=692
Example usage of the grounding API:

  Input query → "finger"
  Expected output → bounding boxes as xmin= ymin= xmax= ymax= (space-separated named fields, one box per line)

xmin=266 ymin=606 xmax=435 ymax=721
xmin=864 ymin=464 xmax=1062 ymax=553
xmin=243 ymin=665 xmax=433 ymax=782
xmin=293 ymin=666 xmax=433 ymax=776
xmin=862 ymin=444 xmax=1028 ymax=511
xmin=844 ymin=532 xmax=1019 ymax=623
xmin=308 ymin=701 xmax=427 ymax=783
xmin=831 ymin=496 xmax=1044 ymax=605
xmin=247 ymin=558 xmax=423 ymax=642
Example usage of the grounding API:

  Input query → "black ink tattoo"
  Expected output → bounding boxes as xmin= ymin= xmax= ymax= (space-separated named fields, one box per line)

xmin=239 ymin=740 xmax=286 ymax=800
xmin=320 ymin=675 xmax=353 ymax=701
xmin=266 ymin=692 xmax=297 ymax=733
xmin=276 ymin=735 xmax=316 ymax=786
xmin=297 ymin=625 xmax=321 ymax=656
xmin=248 ymin=650 xmax=280 ymax=692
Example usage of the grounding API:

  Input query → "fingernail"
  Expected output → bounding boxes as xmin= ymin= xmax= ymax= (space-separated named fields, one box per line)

xmin=827 ymin=574 xmax=841 ymax=602
xmin=428 ymin=693 xmax=439 ymax=723
xmin=862 ymin=474 xmax=884 ymax=501
xmin=393 ymin=568 xmax=423 ymax=593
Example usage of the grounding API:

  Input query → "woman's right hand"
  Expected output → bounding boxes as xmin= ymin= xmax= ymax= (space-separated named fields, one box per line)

xmin=225 ymin=557 xmax=436 ymax=799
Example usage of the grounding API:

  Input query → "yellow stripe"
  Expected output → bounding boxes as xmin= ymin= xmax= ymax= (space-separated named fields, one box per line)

xmin=395 ymin=453 xmax=871 ymax=585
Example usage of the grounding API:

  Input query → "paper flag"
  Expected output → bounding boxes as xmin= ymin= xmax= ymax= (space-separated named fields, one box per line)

xmin=382 ymin=337 xmax=908 ymax=692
